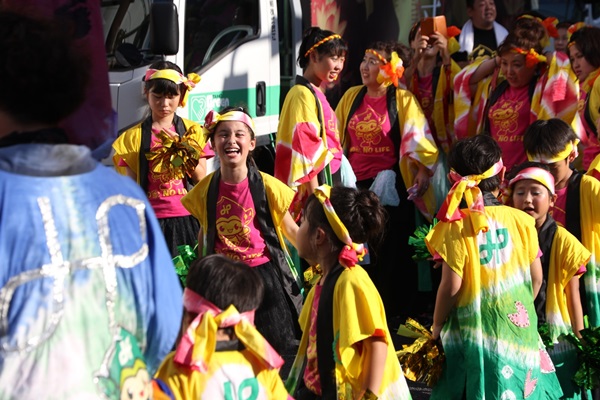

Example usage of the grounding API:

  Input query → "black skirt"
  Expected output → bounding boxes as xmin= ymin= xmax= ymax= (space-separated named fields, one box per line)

xmin=158 ymin=215 xmax=200 ymax=257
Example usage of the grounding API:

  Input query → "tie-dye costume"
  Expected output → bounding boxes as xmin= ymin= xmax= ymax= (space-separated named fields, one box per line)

xmin=560 ymin=173 xmax=600 ymax=328
xmin=426 ymin=206 xmax=563 ymax=399
xmin=408 ymin=61 xmax=461 ymax=155
xmin=286 ymin=265 xmax=412 ymax=400
xmin=0 ymin=143 xmax=183 ymax=399
xmin=537 ymin=217 xmax=591 ymax=400
xmin=336 ymin=85 xmax=439 ymax=219
xmin=578 ymin=68 xmax=600 ymax=169
xmin=274 ymin=78 xmax=343 ymax=216
xmin=454 ymin=52 xmax=581 ymax=141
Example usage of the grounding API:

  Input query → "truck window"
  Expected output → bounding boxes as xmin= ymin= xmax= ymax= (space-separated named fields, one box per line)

xmin=184 ymin=0 xmax=259 ymax=73
xmin=102 ymin=0 xmax=154 ymax=70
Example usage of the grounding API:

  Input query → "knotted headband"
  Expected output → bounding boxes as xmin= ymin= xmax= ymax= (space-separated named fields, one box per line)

xmin=314 ymin=185 xmax=367 ymax=268
xmin=304 ymin=34 xmax=342 ymax=58
xmin=436 ymin=159 xmax=504 ymax=234
xmin=144 ymin=69 xmax=201 ymax=107
xmin=511 ymin=47 xmax=547 ymax=68
xmin=508 ymin=167 xmax=556 ymax=195
xmin=527 ymin=139 xmax=579 ymax=164
xmin=174 ymin=288 xmax=283 ymax=372
xmin=203 ymin=109 xmax=256 ymax=138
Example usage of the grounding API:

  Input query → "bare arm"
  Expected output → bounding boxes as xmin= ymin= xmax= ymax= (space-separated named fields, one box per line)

xmin=189 ymin=158 xmax=207 ymax=183
xmin=281 ymin=211 xmax=299 ymax=248
xmin=357 ymin=336 xmax=387 ymax=399
xmin=468 ymin=57 xmax=498 ymax=97
xmin=530 ymin=257 xmax=543 ymax=299
xmin=566 ymin=276 xmax=584 ymax=338
xmin=432 ymin=262 xmax=462 ymax=339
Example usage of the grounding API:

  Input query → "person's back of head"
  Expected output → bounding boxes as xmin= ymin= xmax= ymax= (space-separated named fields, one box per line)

xmin=448 ymin=134 xmax=503 ymax=192
xmin=304 ymin=186 xmax=388 ymax=254
xmin=523 ymin=118 xmax=577 ymax=159
xmin=297 ymin=27 xmax=348 ymax=70
xmin=0 ymin=11 xmax=89 ymax=126
xmin=186 ymin=254 xmax=264 ymax=313
xmin=498 ymin=16 xmax=546 ymax=56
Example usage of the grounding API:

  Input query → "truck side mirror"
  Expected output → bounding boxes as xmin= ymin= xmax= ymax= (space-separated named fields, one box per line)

xmin=150 ymin=2 xmax=179 ymax=55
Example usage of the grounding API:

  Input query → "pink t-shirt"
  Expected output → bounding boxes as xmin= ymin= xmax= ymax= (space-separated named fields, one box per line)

xmin=346 ymin=94 xmax=396 ymax=181
xmin=214 ymin=178 xmax=270 ymax=267
xmin=314 ymin=88 xmax=342 ymax=175
xmin=488 ymin=85 xmax=531 ymax=173
xmin=550 ymin=185 xmax=568 ymax=227
xmin=304 ymin=284 xmax=323 ymax=395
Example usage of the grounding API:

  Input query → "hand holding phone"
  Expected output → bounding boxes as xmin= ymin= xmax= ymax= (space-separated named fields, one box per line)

xmin=421 ymin=16 xmax=447 ymax=45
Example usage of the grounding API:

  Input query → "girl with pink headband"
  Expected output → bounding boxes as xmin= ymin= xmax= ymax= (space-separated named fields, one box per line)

xmin=181 ymin=106 xmax=303 ymax=363
xmin=112 ymin=60 xmax=212 ymax=256
xmin=425 ymin=135 xmax=563 ymax=399
xmin=508 ymin=161 xmax=591 ymax=400
xmin=155 ymin=254 xmax=293 ymax=399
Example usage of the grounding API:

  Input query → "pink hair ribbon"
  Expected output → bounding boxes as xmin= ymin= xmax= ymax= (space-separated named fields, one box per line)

xmin=173 ymin=288 xmax=283 ymax=372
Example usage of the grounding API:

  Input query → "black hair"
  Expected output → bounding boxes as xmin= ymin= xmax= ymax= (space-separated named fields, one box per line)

xmin=448 ymin=135 xmax=503 ymax=192
xmin=556 ymin=21 xmax=572 ymax=30
xmin=523 ymin=118 xmax=577 ymax=159
xmin=144 ymin=60 xmax=186 ymax=99
xmin=186 ymin=254 xmax=264 ymax=313
xmin=208 ymin=105 xmax=255 ymax=142
xmin=297 ymin=27 xmax=348 ymax=70
xmin=366 ymin=40 xmax=413 ymax=68
xmin=0 ymin=11 xmax=89 ymax=125
xmin=498 ymin=17 xmax=546 ymax=56
xmin=569 ymin=26 xmax=600 ymax=69
xmin=303 ymin=186 xmax=388 ymax=256
xmin=408 ymin=21 xmax=421 ymax=45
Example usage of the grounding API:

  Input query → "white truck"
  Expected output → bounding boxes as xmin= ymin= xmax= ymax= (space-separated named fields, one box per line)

xmin=102 ymin=0 xmax=303 ymax=169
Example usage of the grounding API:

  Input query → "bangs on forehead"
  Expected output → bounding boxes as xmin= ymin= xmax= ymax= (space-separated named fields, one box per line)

xmin=147 ymin=78 xmax=182 ymax=96
xmin=320 ymin=40 xmax=348 ymax=57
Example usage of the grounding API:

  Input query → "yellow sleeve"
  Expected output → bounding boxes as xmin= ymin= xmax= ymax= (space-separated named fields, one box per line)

xmin=180 ymin=173 xmax=212 ymax=229
xmin=262 ymin=172 xmax=295 ymax=228
xmin=552 ymin=227 xmax=591 ymax=287
xmin=334 ymin=86 xmax=363 ymax=151
xmin=112 ymin=124 xmax=142 ymax=181
xmin=426 ymin=219 xmax=467 ymax=278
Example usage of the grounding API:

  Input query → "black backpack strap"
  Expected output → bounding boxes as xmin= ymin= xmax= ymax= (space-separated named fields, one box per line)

xmin=341 ymin=86 xmax=368 ymax=149
xmin=138 ymin=116 xmax=154 ymax=192
xmin=316 ymin=264 xmax=345 ymax=399
xmin=205 ymin=170 xmax=221 ymax=255
xmin=565 ymin=170 xmax=583 ymax=241
xmin=535 ymin=215 xmax=558 ymax=325
xmin=387 ymin=86 xmax=401 ymax=157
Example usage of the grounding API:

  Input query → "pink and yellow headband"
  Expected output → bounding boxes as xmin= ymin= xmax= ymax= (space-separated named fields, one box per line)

xmin=174 ymin=288 xmax=283 ymax=372
xmin=304 ymin=34 xmax=342 ymax=58
xmin=508 ymin=167 xmax=556 ymax=195
xmin=203 ymin=109 xmax=256 ymax=138
xmin=144 ymin=68 xmax=201 ymax=106
xmin=511 ymin=47 xmax=547 ymax=68
xmin=366 ymin=49 xmax=405 ymax=88
xmin=527 ymin=139 xmax=579 ymax=164
xmin=314 ymin=185 xmax=367 ymax=268
xmin=567 ymin=22 xmax=586 ymax=41
xmin=436 ymin=159 xmax=505 ymax=234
